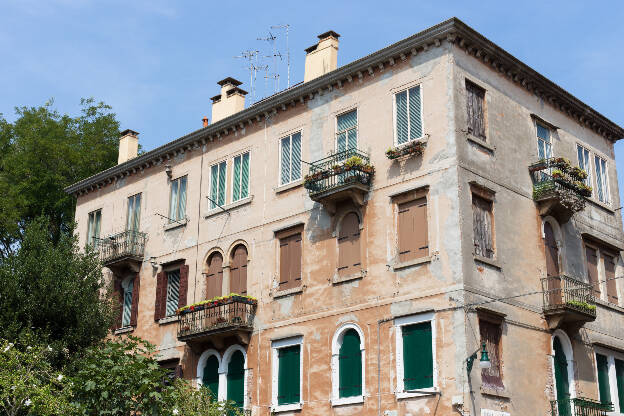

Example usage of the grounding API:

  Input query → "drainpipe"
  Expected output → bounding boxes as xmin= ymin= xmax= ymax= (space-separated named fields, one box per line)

xmin=377 ymin=317 xmax=393 ymax=416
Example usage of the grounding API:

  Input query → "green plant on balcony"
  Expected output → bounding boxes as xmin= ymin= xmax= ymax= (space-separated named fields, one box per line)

xmin=570 ymin=166 xmax=588 ymax=180
xmin=566 ymin=300 xmax=596 ymax=312
xmin=552 ymin=157 xmax=572 ymax=172
xmin=573 ymin=181 xmax=593 ymax=197
xmin=385 ymin=139 xmax=427 ymax=160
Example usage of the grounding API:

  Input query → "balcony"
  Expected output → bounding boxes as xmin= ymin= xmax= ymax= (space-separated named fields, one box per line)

xmin=541 ymin=275 xmax=596 ymax=329
xmin=304 ymin=148 xmax=374 ymax=213
xmin=529 ymin=158 xmax=591 ymax=221
xmin=550 ymin=397 xmax=612 ymax=416
xmin=177 ymin=296 xmax=257 ymax=348
xmin=96 ymin=230 xmax=147 ymax=273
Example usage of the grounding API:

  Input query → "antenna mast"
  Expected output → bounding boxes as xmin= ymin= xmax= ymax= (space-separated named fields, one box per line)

xmin=271 ymin=24 xmax=291 ymax=88
xmin=234 ymin=49 xmax=264 ymax=104
xmin=258 ymin=31 xmax=282 ymax=94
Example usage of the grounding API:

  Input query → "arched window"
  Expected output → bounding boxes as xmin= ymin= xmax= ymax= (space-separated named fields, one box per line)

xmin=227 ymin=350 xmax=245 ymax=410
xmin=230 ymin=245 xmax=248 ymax=295
xmin=332 ymin=324 xmax=365 ymax=405
xmin=206 ymin=252 xmax=223 ymax=299
xmin=338 ymin=213 xmax=361 ymax=276
xmin=203 ymin=355 xmax=220 ymax=400
xmin=552 ymin=331 xmax=576 ymax=416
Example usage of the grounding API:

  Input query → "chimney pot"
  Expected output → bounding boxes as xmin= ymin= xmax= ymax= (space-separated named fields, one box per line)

xmin=304 ymin=30 xmax=340 ymax=83
xmin=202 ymin=116 xmax=209 ymax=127
xmin=118 ymin=129 xmax=139 ymax=165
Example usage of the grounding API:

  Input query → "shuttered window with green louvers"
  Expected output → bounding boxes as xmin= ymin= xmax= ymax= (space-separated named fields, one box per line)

xmin=233 ymin=152 xmax=250 ymax=202
xmin=280 ymin=132 xmax=302 ymax=185
xmin=227 ymin=350 xmax=245 ymax=410
xmin=597 ymin=353 xmax=612 ymax=405
xmin=395 ymin=86 xmax=422 ymax=145
xmin=338 ymin=329 xmax=362 ymax=398
xmin=210 ymin=161 xmax=227 ymax=209
xmin=615 ymin=359 xmax=624 ymax=412
xmin=402 ymin=321 xmax=433 ymax=390
xmin=277 ymin=345 xmax=301 ymax=405
xmin=336 ymin=110 xmax=357 ymax=154
xmin=203 ymin=355 xmax=220 ymax=401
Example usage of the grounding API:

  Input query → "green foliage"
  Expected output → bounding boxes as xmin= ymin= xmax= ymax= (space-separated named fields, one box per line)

xmin=0 ymin=98 xmax=119 ymax=258
xmin=566 ymin=300 xmax=596 ymax=312
xmin=0 ymin=217 xmax=114 ymax=361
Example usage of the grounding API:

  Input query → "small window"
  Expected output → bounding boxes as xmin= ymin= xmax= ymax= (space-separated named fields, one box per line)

xmin=394 ymin=85 xmax=423 ymax=145
xmin=121 ymin=277 xmax=134 ymax=327
xmin=169 ymin=176 xmax=187 ymax=222
xmin=86 ymin=209 xmax=102 ymax=247
xmin=278 ymin=232 xmax=302 ymax=291
xmin=594 ymin=155 xmax=609 ymax=204
xmin=536 ymin=123 xmax=552 ymax=160
xmin=479 ymin=318 xmax=503 ymax=388
xmin=280 ymin=132 xmax=302 ymax=185
xmin=472 ymin=194 xmax=494 ymax=259
xmin=210 ymin=161 xmax=227 ymax=209
xmin=272 ymin=338 xmax=302 ymax=410
xmin=397 ymin=197 xmax=428 ymax=263
xmin=597 ymin=353 xmax=612 ymax=405
xmin=165 ymin=269 xmax=180 ymax=317
xmin=127 ymin=193 xmax=141 ymax=231
xmin=336 ymin=110 xmax=358 ymax=153
xmin=337 ymin=213 xmax=361 ymax=276
xmin=232 ymin=152 xmax=250 ymax=202
xmin=466 ymin=80 xmax=486 ymax=140
xmin=576 ymin=144 xmax=592 ymax=190
xmin=396 ymin=318 xmax=434 ymax=393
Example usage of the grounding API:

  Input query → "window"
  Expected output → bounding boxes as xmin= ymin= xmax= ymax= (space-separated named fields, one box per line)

xmin=280 ymin=132 xmax=302 ymax=185
xmin=594 ymin=349 xmax=624 ymax=414
xmin=126 ymin=193 xmax=141 ymax=231
xmin=272 ymin=337 xmax=303 ymax=412
xmin=331 ymin=325 xmax=364 ymax=405
xmin=198 ymin=350 xmax=222 ymax=401
xmin=114 ymin=275 xmax=139 ymax=329
xmin=121 ymin=278 xmax=134 ymax=327
xmin=230 ymin=245 xmax=248 ymax=296
xmin=154 ymin=265 xmax=188 ymax=321
xmin=210 ymin=161 xmax=226 ymax=209
xmin=277 ymin=228 xmax=302 ymax=291
xmin=585 ymin=243 xmax=601 ymax=297
xmin=160 ymin=359 xmax=182 ymax=387
xmin=395 ymin=313 xmax=436 ymax=397
xmin=479 ymin=318 xmax=504 ymax=389
xmin=602 ymin=251 xmax=619 ymax=305
xmin=577 ymin=144 xmax=592 ymax=190
xmin=86 ymin=209 xmax=101 ymax=247
xmin=206 ymin=252 xmax=223 ymax=300
xmin=466 ymin=80 xmax=486 ymax=140
xmin=232 ymin=152 xmax=250 ymax=202
xmin=338 ymin=213 xmax=361 ymax=277
xmin=226 ymin=350 xmax=245 ymax=410
xmin=536 ymin=123 xmax=552 ymax=160
xmin=336 ymin=110 xmax=357 ymax=153
xmin=169 ymin=176 xmax=187 ymax=222
xmin=165 ymin=269 xmax=180 ymax=317
xmin=597 ymin=353 xmax=612 ymax=405
xmin=472 ymin=194 xmax=494 ymax=259
xmin=394 ymin=85 xmax=423 ymax=145
xmin=397 ymin=197 xmax=428 ymax=263
xmin=594 ymin=155 xmax=609 ymax=204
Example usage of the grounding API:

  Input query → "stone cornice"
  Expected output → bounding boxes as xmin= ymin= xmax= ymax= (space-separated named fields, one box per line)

xmin=65 ymin=17 xmax=623 ymax=196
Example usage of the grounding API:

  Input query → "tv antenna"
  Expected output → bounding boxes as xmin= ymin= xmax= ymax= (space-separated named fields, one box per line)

xmin=258 ymin=31 xmax=282 ymax=94
xmin=234 ymin=49 xmax=266 ymax=103
xmin=271 ymin=24 xmax=291 ymax=88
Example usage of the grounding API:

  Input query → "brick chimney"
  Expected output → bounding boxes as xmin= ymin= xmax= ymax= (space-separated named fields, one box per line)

xmin=211 ymin=77 xmax=247 ymax=123
xmin=202 ymin=116 xmax=209 ymax=127
xmin=118 ymin=129 xmax=139 ymax=164
xmin=304 ymin=31 xmax=340 ymax=83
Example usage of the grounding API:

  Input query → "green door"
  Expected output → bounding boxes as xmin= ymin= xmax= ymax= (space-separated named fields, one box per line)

xmin=202 ymin=355 xmax=220 ymax=401
xmin=339 ymin=329 xmax=362 ymax=398
xmin=596 ymin=354 xmax=611 ymax=405
xmin=227 ymin=350 xmax=245 ymax=410
xmin=553 ymin=338 xmax=571 ymax=416
xmin=402 ymin=322 xmax=433 ymax=390
xmin=277 ymin=345 xmax=301 ymax=405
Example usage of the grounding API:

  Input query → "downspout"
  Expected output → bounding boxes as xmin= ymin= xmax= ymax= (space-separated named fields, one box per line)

xmin=377 ymin=317 xmax=393 ymax=416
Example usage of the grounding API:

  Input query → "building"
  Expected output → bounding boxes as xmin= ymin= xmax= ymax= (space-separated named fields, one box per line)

xmin=66 ymin=18 xmax=624 ymax=416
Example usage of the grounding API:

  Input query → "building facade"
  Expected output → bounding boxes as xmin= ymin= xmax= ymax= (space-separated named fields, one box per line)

xmin=67 ymin=18 xmax=624 ymax=416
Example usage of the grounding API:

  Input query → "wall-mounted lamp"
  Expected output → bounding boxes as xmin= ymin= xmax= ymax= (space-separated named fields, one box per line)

xmin=466 ymin=342 xmax=491 ymax=374
xmin=164 ymin=164 xmax=172 ymax=179
xmin=149 ymin=256 xmax=158 ymax=267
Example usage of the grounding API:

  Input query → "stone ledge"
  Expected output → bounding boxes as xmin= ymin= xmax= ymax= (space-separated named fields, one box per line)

xmin=480 ymin=385 xmax=510 ymax=399
xmin=474 ymin=255 xmax=502 ymax=270
xmin=466 ymin=133 xmax=496 ymax=153
xmin=392 ymin=256 xmax=432 ymax=271
xmin=332 ymin=270 xmax=366 ymax=284
xmin=272 ymin=285 xmax=304 ymax=299
xmin=113 ymin=326 xmax=134 ymax=335
xmin=205 ymin=195 xmax=253 ymax=218
xmin=163 ymin=218 xmax=188 ymax=231
xmin=158 ymin=315 xmax=179 ymax=325
xmin=275 ymin=179 xmax=303 ymax=194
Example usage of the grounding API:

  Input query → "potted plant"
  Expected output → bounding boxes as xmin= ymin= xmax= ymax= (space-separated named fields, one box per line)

xmin=570 ymin=167 xmax=588 ymax=180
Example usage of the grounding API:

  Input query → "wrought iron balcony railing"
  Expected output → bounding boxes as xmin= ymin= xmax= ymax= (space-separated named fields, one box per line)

xmin=177 ymin=298 xmax=256 ymax=342
xmin=550 ymin=397 xmax=612 ymax=416
xmin=528 ymin=158 xmax=590 ymax=213
xmin=96 ymin=229 xmax=147 ymax=266
xmin=541 ymin=275 xmax=597 ymax=318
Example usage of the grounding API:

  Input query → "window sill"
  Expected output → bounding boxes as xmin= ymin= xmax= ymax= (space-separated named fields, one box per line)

xmin=595 ymin=298 xmax=624 ymax=312
xmin=271 ymin=403 xmax=302 ymax=413
xmin=272 ymin=285 xmax=304 ymax=299
xmin=332 ymin=270 xmax=366 ymax=284
xmin=396 ymin=387 xmax=440 ymax=399
xmin=331 ymin=396 xmax=364 ymax=406
xmin=113 ymin=326 xmax=134 ymax=335
xmin=204 ymin=196 xmax=253 ymax=218
xmin=586 ymin=197 xmax=616 ymax=213
xmin=392 ymin=256 xmax=432 ymax=271
xmin=275 ymin=179 xmax=303 ymax=194
xmin=480 ymin=385 xmax=510 ymax=399
xmin=164 ymin=218 xmax=187 ymax=231
xmin=158 ymin=315 xmax=179 ymax=325
xmin=474 ymin=255 xmax=501 ymax=270
xmin=466 ymin=133 xmax=495 ymax=153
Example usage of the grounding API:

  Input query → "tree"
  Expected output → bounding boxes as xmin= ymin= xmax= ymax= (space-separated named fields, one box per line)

xmin=0 ymin=98 xmax=119 ymax=258
xmin=0 ymin=217 xmax=114 ymax=360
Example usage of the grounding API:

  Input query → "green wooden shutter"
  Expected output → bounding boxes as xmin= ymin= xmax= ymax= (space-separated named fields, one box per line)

xmin=337 ymin=110 xmax=357 ymax=153
xmin=408 ymin=86 xmax=422 ymax=140
xmin=203 ymin=355 xmax=220 ymax=401
xmin=615 ymin=359 xmax=624 ymax=411
xmin=597 ymin=354 xmax=611 ymax=404
xmin=402 ymin=322 xmax=433 ymax=390
xmin=233 ymin=155 xmax=241 ymax=201
xmin=241 ymin=152 xmax=249 ymax=199
xmin=291 ymin=133 xmax=301 ymax=181
xmin=339 ymin=329 xmax=362 ymax=398
xmin=210 ymin=164 xmax=219 ymax=209
xmin=218 ymin=162 xmax=226 ymax=206
xmin=177 ymin=176 xmax=187 ymax=220
xmin=278 ymin=345 xmax=300 ymax=405
xmin=281 ymin=136 xmax=291 ymax=185
xmin=227 ymin=350 xmax=245 ymax=410
xmin=396 ymin=91 xmax=408 ymax=144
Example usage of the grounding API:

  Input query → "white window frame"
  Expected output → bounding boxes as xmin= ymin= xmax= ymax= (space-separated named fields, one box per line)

xmin=222 ymin=344 xmax=249 ymax=410
xmin=550 ymin=329 xmax=577 ymax=402
xmin=334 ymin=109 xmax=358 ymax=152
xmin=231 ymin=151 xmax=251 ymax=203
xmin=279 ymin=132 xmax=302 ymax=186
xmin=536 ymin=121 xmax=553 ymax=160
xmin=271 ymin=336 xmax=303 ymax=413
xmin=594 ymin=154 xmax=610 ymax=204
xmin=126 ymin=193 xmax=141 ymax=231
xmin=168 ymin=175 xmax=187 ymax=222
xmin=331 ymin=323 xmax=365 ymax=406
xmin=209 ymin=160 xmax=227 ymax=209
xmin=394 ymin=311 xmax=438 ymax=398
xmin=576 ymin=144 xmax=593 ymax=194
xmin=594 ymin=345 xmax=624 ymax=415
xmin=86 ymin=209 xmax=102 ymax=247
xmin=392 ymin=84 xmax=424 ymax=147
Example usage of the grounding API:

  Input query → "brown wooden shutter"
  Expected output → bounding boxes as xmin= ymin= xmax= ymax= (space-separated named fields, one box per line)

xmin=466 ymin=81 xmax=486 ymax=139
xmin=603 ymin=253 xmax=619 ymax=304
xmin=544 ymin=222 xmax=560 ymax=278
xmin=290 ymin=233 xmax=302 ymax=288
xmin=398 ymin=198 xmax=428 ymax=263
xmin=414 ymin=198 xmax=429 ymax=259
xmin=279 ymin=238 xmax=290 ymax=286
xmin=206 ymin=253 xmax=224 ymax=299
xmin=338 ymin=213 xmax=361 ymax=276
xmin=230 ymin=246 xmax=248 ymax=295
xmin=178 ymin=264 xmax=189 ymax=309
xmin=472 ymin=195 xmax=493 ymax=258
xmin=585 ymin=245 xmax=601 ymax=297
xmin=154 ymin=271 xmax=166 ymax=321
xmin=130 ymin=274 xmax=140 ymax=327
xmin=112 ymin=278 xmax=123 ymax=330
xmin=480 ymin=319 xmax=503 ymax=388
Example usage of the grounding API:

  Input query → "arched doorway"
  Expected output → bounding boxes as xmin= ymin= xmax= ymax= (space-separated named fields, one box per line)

xmin=553 ymin=334 xmax=574 ymax=416
xmin=230 ymin=245 xmax=248 ymax=296
xmin=227 ymin=350 xmax=245 ymax=411
xmin=203 ymin=355 xmax=220 ymax=401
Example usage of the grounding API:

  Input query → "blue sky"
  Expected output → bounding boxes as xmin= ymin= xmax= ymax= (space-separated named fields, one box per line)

xmin=1 ymin=1 xmax=623 ymax=206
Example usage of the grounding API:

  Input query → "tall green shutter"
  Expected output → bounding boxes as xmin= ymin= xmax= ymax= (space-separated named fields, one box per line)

xmin=218 ymin=162 xmax=226 ymax=206
xmin=339 ymin=329 xmax=362 ymax=398
xmin=177 ymin=176 xmax=187 ymax=220
xmin=597 ymin=354 xmax=611 ymax=405
xmin=408 ymin=86 xmax=422 ymax=140
xmin=210 ymin=165 xmax=218 ymax=209
xmin=278 ymin=345 xmax=300 ymax=405
xmin=395 ymin=91 xmax=408 ymax=145
xmin=203 ymin=355 xmax=220 ymax=401
xmin=402 ymin=322 xmax=433 ymax=390
xmin=281 ymin=136 xmax=290 ymax=185
xmin=233 ymin=156 xmax=241 ymax=201
xmin=291 ymin=133 xmax=301 ymax=181
xmin=553 ymin=338 xmax=571 ymax=416
xmin=241 ymin=152 xmax=249 ymax=199
xmin=227 ymin=351 xmax=245 ymax=410
xmin=615 ymin=359 xmax=624 ymax=412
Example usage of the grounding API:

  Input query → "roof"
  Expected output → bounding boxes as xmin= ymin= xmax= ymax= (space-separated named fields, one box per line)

xmin=318 ymin=30 xmax=340 ymax=40
xmin=65 ymin=17 xmax=624 ymax=196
